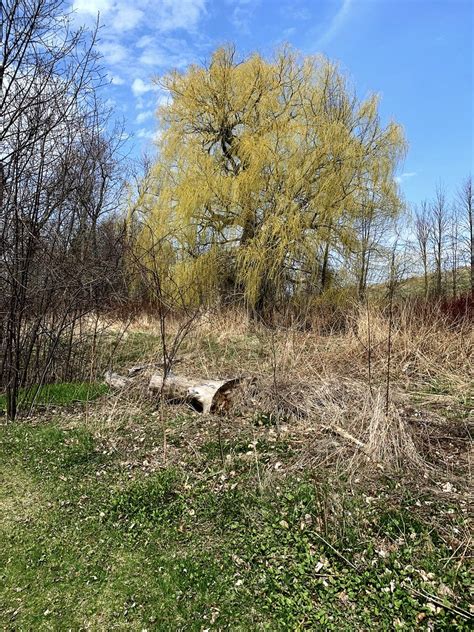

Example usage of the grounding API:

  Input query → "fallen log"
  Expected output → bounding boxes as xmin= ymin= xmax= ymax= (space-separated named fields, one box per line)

xmin=149 ymin=373 xmax=242 ymax=414
xmin=127 ymin=358 xmax=184 ymax=377
xmin=104 ymin=371 xmax=132 ymax=389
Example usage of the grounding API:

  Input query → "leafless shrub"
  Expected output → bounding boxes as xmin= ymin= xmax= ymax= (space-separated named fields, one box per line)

xmin=0 ymin=1 xmax=128 ymax=418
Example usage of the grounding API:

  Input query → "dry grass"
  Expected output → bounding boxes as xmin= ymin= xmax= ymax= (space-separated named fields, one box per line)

xmin=4 ymin=304 xmax=471 ymax=629
xmin=89 ymin=303 xmax=472 ymax=493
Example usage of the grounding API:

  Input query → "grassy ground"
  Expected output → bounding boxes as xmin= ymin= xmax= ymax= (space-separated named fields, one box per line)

xmin=0 ymin=382 xmax=108 ymax=414
xmin=1 ymin=415 xmax=471 ymax=630
xmin=1 ymin=308 xmax=472 ymax=630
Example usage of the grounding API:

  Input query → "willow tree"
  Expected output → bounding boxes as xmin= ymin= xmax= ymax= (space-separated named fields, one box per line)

xmin=136 ymin=46 xmax=406 ymax=314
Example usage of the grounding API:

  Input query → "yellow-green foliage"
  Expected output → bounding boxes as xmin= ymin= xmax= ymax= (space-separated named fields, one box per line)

xmin=134 ymin=46 xmax=406 ymax=309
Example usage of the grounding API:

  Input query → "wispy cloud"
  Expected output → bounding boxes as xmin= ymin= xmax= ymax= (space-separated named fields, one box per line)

xmin=136 ymin=35 xmax=195 ymax=69
xmin=131 ymin=78 xmax=157 ymax=96
xmin=98 ymin=41 xmax=128 ymax=65
xmin=72 ymin=0 xmax=206 ymax=33
xmin=73 ymin=0 xmax=112 ymax=17
xmin=70 ymin=0 xmax=208 ymax=152
xmin=109 ymin=74 xmax=125 ymax=86
xmin=136 ymin=110 xmax=154 ymax=124
xmin=227 ymin=0 xmax=260 ymax=33
xmin=110 ymin=5 xmax=144 ymax=31
xmin=72 ymin=1 xmax=208 ymax=81
xmin=395 ymin=171 xmax=417 ymax=184
xmin=155 ymin=0 xmax=207 ymax=32
xmin=316 ymin=0 xmax=353 ymax=48
xmin=137 ymin=128 xmax=163 ymax=143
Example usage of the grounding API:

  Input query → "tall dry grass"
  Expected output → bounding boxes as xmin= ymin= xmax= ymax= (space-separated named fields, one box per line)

xmin=92 ymin=301 xmax=472 ymax=483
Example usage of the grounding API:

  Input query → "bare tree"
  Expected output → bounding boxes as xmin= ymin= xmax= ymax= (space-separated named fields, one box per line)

xmin=353 ymin=193 xmax=395 ymax=300
xmin=457 ymin=176 xmax=473 ymax=295
xmin=127 ymin=165 xmax=201 ymax=381
xmin=414 ymin=201 xmax=431 ymax=300
xmin=448 ymin=204 xmax=461 ymax=298
xmin=0 ymin=1 xmax=126 ymax=419
xmin=429 ymin=185 xmax=448 ymax=297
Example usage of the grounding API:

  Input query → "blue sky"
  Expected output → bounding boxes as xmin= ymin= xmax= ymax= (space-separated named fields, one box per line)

xmin=72 ymin=0 xmax=473 ymax=205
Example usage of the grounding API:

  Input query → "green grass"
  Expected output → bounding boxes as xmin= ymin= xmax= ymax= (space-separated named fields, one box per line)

xmin=0 ymin=381 xmax=108 ymax=413
xmin=0 ymin=417 xmax=471 ymax=630
xmin=105 ymin=330 xmax=162 ymax=367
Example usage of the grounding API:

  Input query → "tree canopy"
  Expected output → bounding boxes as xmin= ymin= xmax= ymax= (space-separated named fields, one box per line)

xmin=134 ymin=46 xmax=406 ymax=313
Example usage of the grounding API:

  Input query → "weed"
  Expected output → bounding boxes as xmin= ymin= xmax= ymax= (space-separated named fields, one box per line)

xmin=107 ymin=470 xmax=185 ymax=533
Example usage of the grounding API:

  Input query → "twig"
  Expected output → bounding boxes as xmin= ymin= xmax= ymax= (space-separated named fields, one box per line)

xmin=311 ymin=529 xmax=358 ymax=570
xmin=407 ymin=586 xmax=473 ymax=620
xmin=252 ymin=430 xmax=262 ymax=493
xmin=323 ymin=424 xmax=366 ymax=450
xmin=322 ymin=423 xmax=401 ymax=484
xmin=385 ymin=248 xmax=397 ymax=415
xmin=366 ymin=296 xmax=374 ymax=397
xmin=218 ymin=416 xmax=225 ymax=466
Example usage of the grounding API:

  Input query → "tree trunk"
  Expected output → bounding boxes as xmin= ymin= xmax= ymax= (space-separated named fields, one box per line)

xmin=149 ymin=374 xmax=241 ymax=414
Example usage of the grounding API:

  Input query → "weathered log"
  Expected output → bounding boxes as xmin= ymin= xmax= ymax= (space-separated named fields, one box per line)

xmin=149 ymin=374 xmax=241 ymax=414
xmin=104 ymin=371 xmax=132 ymax=389
xmin=127 ymin=358 xmax=184 ymax=377
xmin=127 ymin=364 xmax=148 ymax=377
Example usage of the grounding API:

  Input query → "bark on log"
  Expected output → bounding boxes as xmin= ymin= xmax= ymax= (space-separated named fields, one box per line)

xmin=105 ymin=371 xmax=131 ymax=389
xmin=149 ymin=374 xmax=241 ymax=414
xmin=127 ymin=358 xmax=184 ymax=377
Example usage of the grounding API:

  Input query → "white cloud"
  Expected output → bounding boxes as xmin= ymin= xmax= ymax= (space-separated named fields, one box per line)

xmin=132 ymin=78 xmax=157 ymax=96
xmin=109 ymin=74 xmax=125 ymax=85
xmin=228 ymin=0 xmax=260 ymax=33
xmin=99 ymin=41 xmax=128 ymax=64
xmin=74 ymin=1 xmax=209 ymax=79
xmin=137 ymin=127 xmax=152 ymax=138
xmin=137 ymin=36 xmax=194 ymax=69
xmin=73 ymin=0 xmax=142 ymax=31
xmin=395 ymin=172 xmax=417 ymax=184
xmin=139 ymin=45 xmax=170 ymax=67
xmin=73 ymin=0 xmax=112 ymax=16
xmin=136 ymin=110 xmax=154 ymax=123
xmin=316 ymin=0 xmax=353 ymax=48
xmin=136 ymin=35 xmax=154 ymax=49
xmin=77 ymin=0 xmax=205 ymax=32
xmin=72 ymin=0 xmax=208 ymax=151
xmin=155 ymin=0 xmax=207 ymax=32
xmin=73 ymin=1 xmax=208 ymax=98
xmin=136 ymin=128 xmax=162 ymax=143
xmin=135 ymin=95 xmax=156 ymax=111
xmin=111 ymin=5 xmax=144 ymax=31
xmin=74 ymin=0 xmax=206 ymax=34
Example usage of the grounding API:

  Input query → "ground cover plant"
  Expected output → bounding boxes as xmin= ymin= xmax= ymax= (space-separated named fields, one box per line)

xmin=1 ymin=306 xmax=472 ymax=630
